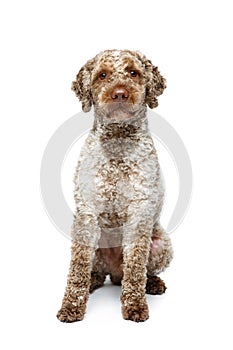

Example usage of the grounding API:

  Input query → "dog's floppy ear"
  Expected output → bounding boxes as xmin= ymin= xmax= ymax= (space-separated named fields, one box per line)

xmin=145 ymin=64 xmax=166 ymax=109
xmin=134 ymin=51 xmax=166 ymax=109
xmin=71 ymin=59 xmax=94 ymax=112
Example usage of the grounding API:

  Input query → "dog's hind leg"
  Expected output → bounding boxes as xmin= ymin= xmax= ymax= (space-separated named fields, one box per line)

xmin=90 ymin=249 xmax=106 ymax=293
xmin=146 ymin=223 xmax=173 ymax=295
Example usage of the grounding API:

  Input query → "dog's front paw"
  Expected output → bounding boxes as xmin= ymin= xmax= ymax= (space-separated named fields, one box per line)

xmin=56 ymin=302 xmax=85 ymax=323
xmin=122 ymin=303 xmax=149 ymax=322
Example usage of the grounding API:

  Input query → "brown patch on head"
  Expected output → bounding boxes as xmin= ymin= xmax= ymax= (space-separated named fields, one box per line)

xmin=120 ymin=55 xmax=145 ymax=85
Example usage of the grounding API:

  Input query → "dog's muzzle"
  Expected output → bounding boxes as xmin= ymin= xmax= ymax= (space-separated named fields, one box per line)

xmin=95 ymin=102 xmax=146 ymax=124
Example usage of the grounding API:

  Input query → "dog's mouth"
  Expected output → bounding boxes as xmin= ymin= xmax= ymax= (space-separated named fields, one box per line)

xmin=107 ymin=102 xmax=137 ymax=119
xmin=95 ymin=102 xmax=145 ymax=123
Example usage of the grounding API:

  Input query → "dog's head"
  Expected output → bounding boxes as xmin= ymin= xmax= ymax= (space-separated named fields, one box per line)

xmin=72 ymin=50 xmax=166 ymax=120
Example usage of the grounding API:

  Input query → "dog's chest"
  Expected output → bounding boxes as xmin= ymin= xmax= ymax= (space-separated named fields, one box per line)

xmin=75 ymin=131 xmax=161 ymax=216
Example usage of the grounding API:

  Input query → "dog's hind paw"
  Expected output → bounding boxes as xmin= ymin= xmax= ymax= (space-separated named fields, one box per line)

xmin=146 ymin=275 xmax=167 ymax=295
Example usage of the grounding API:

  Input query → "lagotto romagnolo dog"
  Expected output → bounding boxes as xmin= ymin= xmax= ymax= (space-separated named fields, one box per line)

xmin=57 ymin=49 xmax=173 ymax=322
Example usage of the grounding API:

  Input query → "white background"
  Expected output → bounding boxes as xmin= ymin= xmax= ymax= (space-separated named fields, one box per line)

xmin=0 ymin=1 xmax=232 ymax=349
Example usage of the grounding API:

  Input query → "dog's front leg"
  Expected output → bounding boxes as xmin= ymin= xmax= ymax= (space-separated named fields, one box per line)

xmin=121 ymin=232 xmax=151 ymax=322
xmin=56 ymin=242 xmax=93 ymax=322
xmin=57 ymin=210 xmax=100 ymax=322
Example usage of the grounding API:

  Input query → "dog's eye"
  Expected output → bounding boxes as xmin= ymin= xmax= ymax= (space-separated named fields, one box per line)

xmin=98 ymin=72 xmax=107 ymax=80
xmin=130 ymin=70 xmax=138 ymax=78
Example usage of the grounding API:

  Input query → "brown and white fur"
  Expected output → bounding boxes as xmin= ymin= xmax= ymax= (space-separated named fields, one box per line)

xmin=57 ymin=50 xmax=173 ymax=323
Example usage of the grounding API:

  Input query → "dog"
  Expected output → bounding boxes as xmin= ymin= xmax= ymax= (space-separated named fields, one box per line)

xmin=57 ymin=49 xmax=173 ymax=322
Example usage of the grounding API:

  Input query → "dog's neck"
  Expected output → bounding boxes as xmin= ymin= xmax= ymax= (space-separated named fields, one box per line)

xmin=92 ymin=106 xmax=149 ymax=141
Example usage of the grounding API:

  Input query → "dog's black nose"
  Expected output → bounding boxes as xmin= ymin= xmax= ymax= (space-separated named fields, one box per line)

xmin=111 ymin=86 xmax=129 ymax=101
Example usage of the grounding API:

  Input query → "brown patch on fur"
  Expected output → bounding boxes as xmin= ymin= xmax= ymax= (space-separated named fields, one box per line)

xmin=98 ymin=211 xmax=129 ymax=227
xmin=89 ymin=271 xmax=106 ymax=293
xmin=98 ymin=123 xmax=140 ymax=141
